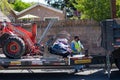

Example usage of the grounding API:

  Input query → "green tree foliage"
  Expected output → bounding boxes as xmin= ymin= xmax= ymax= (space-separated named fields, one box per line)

xmin=116 ymin=0 xmax=120 ymax=17
xmin=8 ymin=0 xmax=15 ymax=3
xmin=45 ymin=0 xmax=75 ymax=10
xmin=0 ymin=0 xmax=11 ymax=14
xmin=74 ymin=0 xmax=111 ymax=21
xmin=45 ymin=0 xmax=76 ymax=17
xmin=44 ymin=0 xmax=120 ymax=21
xmin=11 ymin=0 xmax=33 ymax=12
xmin=46 ymin=0 xmax=64 ymax=10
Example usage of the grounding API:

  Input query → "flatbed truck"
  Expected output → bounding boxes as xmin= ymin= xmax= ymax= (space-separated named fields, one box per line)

xmin=0 ymin=54 xmax=92 ymax=73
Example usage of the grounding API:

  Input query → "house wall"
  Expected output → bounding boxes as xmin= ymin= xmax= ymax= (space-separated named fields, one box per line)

xmin=18 ymin=5 xmax=65 ymax=21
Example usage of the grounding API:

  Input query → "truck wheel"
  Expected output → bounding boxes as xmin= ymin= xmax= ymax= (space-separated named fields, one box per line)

xmin=112 ymin=48 xmax=120 ymax=70
xmin=115 ymin=59 xmax=120 ymax=70
xmin=3 ymin=37 xmax=25 ymax=59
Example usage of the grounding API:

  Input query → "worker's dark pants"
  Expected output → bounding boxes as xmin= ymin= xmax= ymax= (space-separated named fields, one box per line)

xmin=71 ymin=52 xmax=84 ymax=71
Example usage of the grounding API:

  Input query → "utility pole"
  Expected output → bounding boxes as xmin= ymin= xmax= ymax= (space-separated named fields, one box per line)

xmin=110 ymin=0 xmax=116 ymax=19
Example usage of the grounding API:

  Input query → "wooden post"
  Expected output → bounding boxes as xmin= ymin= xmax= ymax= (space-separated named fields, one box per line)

xmin=110 ymin=0 xmax=117 ymax=18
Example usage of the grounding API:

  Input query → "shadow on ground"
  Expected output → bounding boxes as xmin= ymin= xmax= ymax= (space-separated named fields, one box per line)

xmin=0 ymin=69 xmax=109 ymax=80
xmin=110 ymin=69 xmax=120 ymax=80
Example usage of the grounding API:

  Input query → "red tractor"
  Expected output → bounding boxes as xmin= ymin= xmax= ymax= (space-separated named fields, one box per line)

xmin=0 ymin=21 xmax=41 ymax=59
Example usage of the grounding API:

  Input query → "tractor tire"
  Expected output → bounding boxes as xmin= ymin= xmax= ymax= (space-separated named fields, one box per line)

xmin=3 ymin=37 xmax=25 ymax=59
xmin=115 ymin=58 xmax=120 ymax=70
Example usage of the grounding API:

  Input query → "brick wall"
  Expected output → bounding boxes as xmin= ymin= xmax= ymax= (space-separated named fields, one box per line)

xmin=24 ymin=20 xmax=105 ymax=55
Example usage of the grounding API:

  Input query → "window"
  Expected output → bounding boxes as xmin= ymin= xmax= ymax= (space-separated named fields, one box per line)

xmin=44 ymin=17 xmax=59 ymax=21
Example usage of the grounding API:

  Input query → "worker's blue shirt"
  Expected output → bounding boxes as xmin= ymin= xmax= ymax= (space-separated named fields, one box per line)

xmin=70 ymin=42 xmax=78 ymax=53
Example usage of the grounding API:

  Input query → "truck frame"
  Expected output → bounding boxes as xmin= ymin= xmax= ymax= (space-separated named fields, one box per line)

xmin=0 ymin=54 xmax=92 ymax=73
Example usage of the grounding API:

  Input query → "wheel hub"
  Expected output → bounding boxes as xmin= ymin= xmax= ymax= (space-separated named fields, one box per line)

xmin=7 ymin=42 xmax=19 ymax=54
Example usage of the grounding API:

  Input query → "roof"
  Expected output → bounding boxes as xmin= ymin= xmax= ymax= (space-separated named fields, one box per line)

xmin=18 ymin=14 xmax=39 ymax=19
xmin=0 ymin=11 xmax=11 ymax=22
xmin=16 ymin=3 xmax=63 ymax=16
xmin=13 ymin=10 xmax=19 ymax=14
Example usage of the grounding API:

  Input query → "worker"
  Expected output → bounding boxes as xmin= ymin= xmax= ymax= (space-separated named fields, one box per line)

xmin=71 ymin=36 xmax=84 ymax=55
xmin=70 ymin=36 xmax=84 ymax=72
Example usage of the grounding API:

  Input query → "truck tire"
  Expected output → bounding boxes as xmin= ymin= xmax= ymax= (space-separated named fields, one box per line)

xmin=115 ymin=59 xmax=120 ymax=70
xmin=3 ymin=37 xmax=25 ymax=59
xmin=112 ymin=48 xmax=120 ymax=70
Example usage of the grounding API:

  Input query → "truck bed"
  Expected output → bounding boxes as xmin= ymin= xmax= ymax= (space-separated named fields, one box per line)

xmin=0 ymin=54 xmax=92 ymax=69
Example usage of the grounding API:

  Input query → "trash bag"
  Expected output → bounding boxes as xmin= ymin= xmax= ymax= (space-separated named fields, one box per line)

xmin=49 ymin=44 xmax=70 ymax=57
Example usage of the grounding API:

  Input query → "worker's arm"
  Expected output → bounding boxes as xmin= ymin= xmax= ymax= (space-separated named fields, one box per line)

xmin=79 ymin=41 xmax=84 ymax=50
xmin=71 ymin=42 xmax=78 ymax=52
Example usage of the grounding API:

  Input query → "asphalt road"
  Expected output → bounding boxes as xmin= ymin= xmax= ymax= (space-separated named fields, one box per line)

xmin=0 ymin=68 xmax=119 ymax=80
xmin=111 ymin=69 xmax=120 ymax=80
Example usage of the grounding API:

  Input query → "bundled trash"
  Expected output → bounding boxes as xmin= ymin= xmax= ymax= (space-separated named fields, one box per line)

xmin=48 ymin=31 xmax=72 ymax=57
